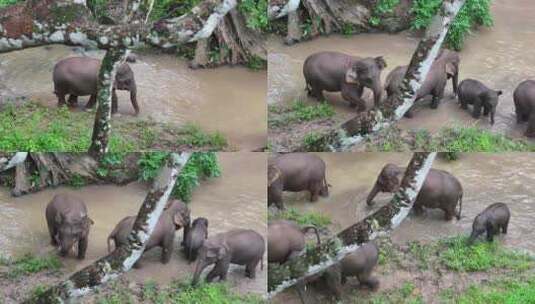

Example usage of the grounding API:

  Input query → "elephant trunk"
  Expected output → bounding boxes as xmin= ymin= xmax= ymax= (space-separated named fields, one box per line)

xmin=372 ymin=82 xmax=383 ymax=107
xmin=192 ymin=259 xmax=209 ymax=286
xmin=468 ymin=230 xmax=479 ymax=245
xmin=130 ymin=87 xmax=139 ymax=115
xmin=452 ymin=72 xmax=459 ymax=96
xmin=366 ymin=183 xmax=381 ymax=206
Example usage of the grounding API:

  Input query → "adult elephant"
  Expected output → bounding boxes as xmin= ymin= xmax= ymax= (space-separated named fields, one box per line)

xmin=268 ymin=220 xmax=321 ymax=264
xmin=191 ymin=229 xmax=265 ymax=285
xmin=53 ymin=56 xmax=139 ymax=115
xmin=268 ymin=153 xmax=329 ymax=209
xmin=385 ymin=49 xmax=460 ymax=117
xmin=303 ymin=51 xmax=387 ymax=111
xmin=366 ymin=163 xmax=463 ymax=221
xmin=514 ymin=80 xmax=535 ymax=137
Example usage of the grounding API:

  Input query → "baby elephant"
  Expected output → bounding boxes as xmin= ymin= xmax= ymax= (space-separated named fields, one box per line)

xmin=458 ymin=79 xmax=502 ymax=125
xmin=45 ymin=194 xmax=94 ymax=259
xmin=184 ymin=217 xmax=209 ymax=262
xmin=322 ymin=242 xmax=380 ymax=300
xmin=513 ymin=80 xmax=535 ymax=137
xmin=53 ymin=56 xmax=139 ymax=115
xmin=192 ymin=229 xmax=265 ymax=285
xmin=469 ymin=202 xmax=510 ymax=244
xmin=107 ymin=200 xmax=190 ymax=266
xmin=268 ymin=220 xmax=321 ymax=264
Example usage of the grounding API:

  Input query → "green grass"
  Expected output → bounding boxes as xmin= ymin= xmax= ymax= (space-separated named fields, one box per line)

xmin=364 ymin=281 xmax=423 ymax=304
xmin=0 ymin=0 xmax=20 ymax=8
xmin=370 ymin=0 xmax=401 ymax=27
xmin=269 ymin=207 xmax=331 ymax=229
xmin=0 ymin=102 xmax=227 ymax=151
xmin=452 ymin=276 xmax=535 ymax=304
xmin=439 ymin=236 xmax=534 ymax=272
xmin=410 ymin=0 xmax=493 ymax=50
xmin=269 ymin=101 xmax=335 ymax=128
xmin=0 ymin=254 xmax=62 ymax=279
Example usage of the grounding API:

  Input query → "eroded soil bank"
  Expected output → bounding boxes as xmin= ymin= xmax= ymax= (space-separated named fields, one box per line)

xmin=271 ymin=152 xmax=535 ymax=303
xmin=0 ymin=152 xmax=267 ymax=302
xmin=268 ymin=0 xmax=535 ymax=149
xmin=0 ymin=46 xmax=267 ymax=150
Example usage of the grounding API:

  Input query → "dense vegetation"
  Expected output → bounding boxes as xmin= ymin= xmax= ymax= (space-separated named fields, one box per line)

xmin=137 ymin=152 xmax=221 ymax=203
xmin=0 ymin=0 xmax=19 ymax=8
xmin=0 ymin=102 xmax=227 ymax=151
xmin=269 ymin=207 xmax=331 ymax=229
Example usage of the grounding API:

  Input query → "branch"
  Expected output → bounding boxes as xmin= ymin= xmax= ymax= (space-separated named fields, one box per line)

xmin=25 ymin=152 xmax=191 ymax=303
xmin=267 ymin=152 xmax=437 ymax=297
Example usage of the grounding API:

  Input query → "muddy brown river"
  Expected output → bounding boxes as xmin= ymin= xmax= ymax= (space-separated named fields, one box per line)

xmin=0 ymin=46 xmax=267 ymax=151
xmin=0 ymin=152 xmax=267 ymax=298
xmin=272 ymin=152 xmax=535 ymax=303
xmin=268 ymin=0 xmax=535 ymax=142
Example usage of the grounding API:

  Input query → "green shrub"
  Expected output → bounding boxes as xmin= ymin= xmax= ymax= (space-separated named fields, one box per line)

xmin=370 ymin=0 xmax=401 ymax=27
xmin=1 ymin=254 xmax=62 ymax=279
xmin=239 ymin=0 xmax=269 ymax=31
xmin=411 ymin=0 xmax=493 ymax=50
xmin=173 ymin=152 xmax=221 ymax=202
xmin=454 ymin=277 xmax=535 ymax=304
xmin=270 ymin=207 xmax=331 ymax=229
xmin=0 ymin=0 xmax=20 ymax=8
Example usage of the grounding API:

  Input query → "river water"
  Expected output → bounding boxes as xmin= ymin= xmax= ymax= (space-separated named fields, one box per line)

xmin=268 ymin=0 xmax=535 ymax=141
xmin=0 ymin=152 xmax=267 ymax=296
xmin=0 ymin=46 xmax=267 ymax=150
xmin=272 ymin=152 xmax=535 ymax=303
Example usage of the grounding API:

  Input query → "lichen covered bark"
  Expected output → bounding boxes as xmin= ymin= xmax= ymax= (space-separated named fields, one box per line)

xmin=267 ymin=152 xmax=437 ymax=297
xmin=88 ymin=48 xmax=127 ymax=159
xmin=23 ymin=153 xmax=190 ymax=303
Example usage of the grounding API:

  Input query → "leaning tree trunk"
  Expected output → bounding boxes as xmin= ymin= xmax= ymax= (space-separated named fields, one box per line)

xmin=267 ymin=152 xmax=437 ymax=297
xmin=276 ymin=0 xmax=466 ymax=152
xmin=22 ymin=152 xmax=191 ymax=303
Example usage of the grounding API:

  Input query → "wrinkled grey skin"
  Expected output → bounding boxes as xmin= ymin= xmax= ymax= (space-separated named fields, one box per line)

xmin=367 ymin=164 xmax=463 ymax=221
xmin=268 ymin=220 xmax=321 ymax=264
xmin=469 ymin=202 xmax=510 ymax=244
xmin=303 ymin=51 xmax=387 ymax=111
xmin=268 ymin=153 xmax=329 ymax=209
xmin=458 ymin=79 xmax=502 ymax=125
xmin=107 ymin=200 xmax=190 ymax=267
xmin=513 ymin=80 xmax=535 ymax=137
xmin=53 ymin=56 xmax=139 ymax=115
xmin=319 ymin=242 xmax=379 ymax=301
xmin=385 ymin=49 xmax=460 ymax=117
xmin=45 ymin=194 xmax=94 ymax=259
xmin=184 ymin=217 xmax=209 ymax=262
xmin=192 ymin=229 xmax=265 ymax=286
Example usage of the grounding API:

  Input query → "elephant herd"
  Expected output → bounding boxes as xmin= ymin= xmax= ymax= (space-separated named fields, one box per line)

xmin=45 ymin=193 xmax=265 ymax=286
xmin=303 ymin=49 xmax=535 ymax=137
xmin=267 ymin=153 xmax=511 ymax=300
xmin=52 ymin=55 xmax=139 ymax=115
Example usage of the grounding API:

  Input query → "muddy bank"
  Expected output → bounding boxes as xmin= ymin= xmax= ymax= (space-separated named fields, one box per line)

xmin=271 ymin=152 xmax=535 ymax=302
xmin=0 ymin=46 xmax=267 ymax=151
xmin=0 ymin=152 xmax=267 ymax=302
xmin=268 ymin=0 xmax=535 ymax=147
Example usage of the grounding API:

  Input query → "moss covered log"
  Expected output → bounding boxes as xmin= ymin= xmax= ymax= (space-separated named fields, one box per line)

xmin=267 ymin=152 xmax=437 ymax=297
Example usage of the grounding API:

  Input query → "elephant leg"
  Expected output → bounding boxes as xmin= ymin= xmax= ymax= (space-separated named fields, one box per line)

xmin=309 ymin=183 xmax=320 ymax=202
xmin=57 ymin=94 xmax=67 ymax=107
xmin=77 ymin=237 xmax=88 ymax=260
xmin=483 ymin=104 xmax=490 ymax=116
xmin=430 ymin=87 xmax=444 ymax=109
xmin=472 ymin=99 xmax=483 ymax=119
xmin=67 ymin=95 xmax=78 ymax=106
xmin=48 ymin=224 xmax=58 ymax=246
xmin=515 ymin=105 xmax=524 ymax=123
xmin=443 ymin=207 xmax=454 ymax=221
xmin=503 ymin=219 xmax=509 ymax=234
xmin=161 ymin=232 xmax=175 ymax=264
xmin=413 ymin=202 xmax=425 ymax=216
xmin=308 ymin=82 xmax=324 ymax=101
xmin=130 ymin=90 xmax=139 ymax=115
xmin=486 ymin=226 xmax=496 ymax=242
xmin=525 ymin=113 xmax=535 ymax=138
xmin=111 ymin=89 xmax=118 ymax=114
xmin=85 ymin=94 xmax=97 ymax=109
xmin=245 ymin=258 xmax=260 ymax=279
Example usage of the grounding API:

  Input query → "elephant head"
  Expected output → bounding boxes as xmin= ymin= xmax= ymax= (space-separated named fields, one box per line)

xmin=345 ymin=56 xmax=387 ymax=105
xmin=366 ymin=164 xmax=403 ymax=206
xmin=165 ymin=199 xmax=191 ymax=231
xmin=437 ymin=49 xmax=460 ymax=95
xmin=192 ymin=238 xmax=229 ymax=286
xmin=56 ymin=212 xmax=93 ymax=256
xmin=268 ymin=164 xmax=284 ymax=209
xmin=479 ymin=89 xmax=503 ymax=125
xmin=114 ymin=63 xmax=139 ymax=115
xmin=468 ymin=214 xmax=487 ymax=244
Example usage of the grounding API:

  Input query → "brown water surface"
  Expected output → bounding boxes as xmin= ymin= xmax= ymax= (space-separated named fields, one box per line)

xmin=0 ymin=152 xmax=267 ymax=296
xmin=0 ymin=47 xmax=267 ymax=150
xmin=268 ymin=0 xmax=535 ymax=141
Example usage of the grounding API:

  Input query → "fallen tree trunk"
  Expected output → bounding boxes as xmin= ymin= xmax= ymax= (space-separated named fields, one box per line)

xmin=22 ymin=152 xmax=191 ymax=303
xmin=267 ymin=152 xmax=437 ymax=297
xmin=280 ymin=0 xmax=466 ymax=152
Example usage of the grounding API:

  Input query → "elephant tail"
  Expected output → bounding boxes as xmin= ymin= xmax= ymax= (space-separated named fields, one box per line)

xmin=456 ymin=192 xmax=463 ymax=220
xmin=261 ymin=255 xmax=264 ymax=270
xmin=302 ymin=226 xmax=321 ymax=245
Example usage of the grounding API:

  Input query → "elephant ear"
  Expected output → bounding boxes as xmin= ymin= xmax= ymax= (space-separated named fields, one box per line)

xmin=173 ymin=213 xmax=185 ymax=229
xmin=374 ymin=56 xmax=387 ymax=70
xmin=268 ymin=165 xmax=281 ymax=186
xmin=345 ymin=65 xmax=359 ymax=84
